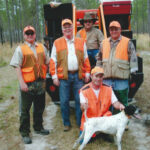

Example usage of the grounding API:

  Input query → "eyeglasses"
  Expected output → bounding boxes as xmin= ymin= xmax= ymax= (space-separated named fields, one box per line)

xmin=62 ymin=26 xmax=73 ymax=30
xmin=25 ymin=32 xmax=35 ymax=36
xmin=84 ymin=20 xmax=92 ymax=23
xmin=109 ymin=28 xmax=120 ymax=32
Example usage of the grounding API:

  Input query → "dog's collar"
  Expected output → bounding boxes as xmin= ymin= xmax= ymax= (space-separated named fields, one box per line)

xmin=123 ymin=110 xmax=131 ymax=119
xmin=126 ymin=115 xmax=131 ymax=119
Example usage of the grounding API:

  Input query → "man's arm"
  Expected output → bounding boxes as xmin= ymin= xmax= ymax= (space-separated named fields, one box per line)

xmin=43 ymin=45 xmax=50 ymax=68
xmin=96 ymin=48 xmax=103 ymax=67
xmin=15 ymin=67 xmax=28 ymax=92
xmin=10 ymin=46 xmax=28 ymax=92
xmin=83 ymin=43 xmax=91 ymax=83
xmin=113 ymin=101 xmax=125 ymax=111
xmin=49 ymin=43 xmax=60 ymax=86
xmin=111 ymin=90 xmax=125 ymax=111
xmin=128 ymin=40 xmax=138 ymax=73
xmin=97 ymin=29 xmax=104 ymax=48
xmin=80 ymin=91 xmax=88 ymax=111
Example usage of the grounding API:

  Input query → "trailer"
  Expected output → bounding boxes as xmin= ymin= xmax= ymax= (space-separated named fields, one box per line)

xmin=44 ymin=0 xmax=143 ymax=102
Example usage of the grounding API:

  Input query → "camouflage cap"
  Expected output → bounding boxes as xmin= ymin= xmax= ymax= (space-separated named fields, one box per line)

xmin=83 ymin=13 xmax=93 ymax=20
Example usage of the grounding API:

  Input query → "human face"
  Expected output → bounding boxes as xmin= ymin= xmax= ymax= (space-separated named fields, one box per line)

xmin=109 ymin=27 xmax=121 ymax=40
xmin=84 ymin=20 xmax=93 ymax=31
xmin=62 ymin=23 xmax=73 ymax=39
xmin=24 ymin=30 xmax=36 ymax=44
xmin=91 ymin=73 xmax=103 ymax=88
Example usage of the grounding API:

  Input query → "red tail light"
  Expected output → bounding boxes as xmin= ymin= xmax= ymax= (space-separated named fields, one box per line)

xmin=130 ymin=83 xmax=136 ymax=88
xmin=49 ymin=86 xmax=56 ymax=92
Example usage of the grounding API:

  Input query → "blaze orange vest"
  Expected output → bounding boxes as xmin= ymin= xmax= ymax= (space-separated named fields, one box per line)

xmin=21 ymin=43 xmax=47 ymax=83
xmin=51 ymin=37 xmax=90 ymax=79
xmin=80 ymin=83 xmax=112 ymax=131
xmin=79 ymin=28 xmax=87 ymax=42
xmin=103 ymin=36 xmax=129 ymax=60
xmin=102 ymin=36 xmax=130 ymax=79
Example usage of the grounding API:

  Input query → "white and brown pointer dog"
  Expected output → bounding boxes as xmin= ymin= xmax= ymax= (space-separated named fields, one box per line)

xmin=73 ymin=105 xmax=141 ymax=150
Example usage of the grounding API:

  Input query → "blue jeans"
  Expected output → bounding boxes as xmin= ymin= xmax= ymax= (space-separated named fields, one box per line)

xmin=87 ymin=49 xmax=99 ymax=61
xmin=87 ymin=49 xmax=99 ymax=67
xmin=59 ymin=72 xmax=84 ymax=126
xmin=103 ymin=79 xmax=129 ymax=90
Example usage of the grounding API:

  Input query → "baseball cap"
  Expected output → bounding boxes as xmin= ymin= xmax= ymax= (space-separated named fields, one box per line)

xmin=109 ymin=21 xmax=121 ymax=28
xmin=91 ymin=66 xmax=104 ymax=75
xmin=23 ymin=26 xmax=35 ymax=33
xmin=61 ymin=19 xmax=72 ymax=26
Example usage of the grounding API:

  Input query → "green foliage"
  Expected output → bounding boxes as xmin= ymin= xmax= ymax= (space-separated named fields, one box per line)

xmin=0 ymin=0 xmax=149 ymax=44
xmin=131 ymin=0 xmax=148 ymax=33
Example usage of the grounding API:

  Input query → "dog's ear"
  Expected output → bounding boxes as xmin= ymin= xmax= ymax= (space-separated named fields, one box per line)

xmin=124 ymin=105 xmax=136 ymax=115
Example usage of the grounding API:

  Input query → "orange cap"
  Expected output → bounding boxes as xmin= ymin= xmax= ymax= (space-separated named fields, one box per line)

xmin=23 ymin=26 xmax=35 ymax=33
xmin=109 ymin=21 xmax=121 ymax=28
xmin=91 ymin=66 xmax=104 ymax=75
xmin=61 ymin=19 xmax=72 ymax=26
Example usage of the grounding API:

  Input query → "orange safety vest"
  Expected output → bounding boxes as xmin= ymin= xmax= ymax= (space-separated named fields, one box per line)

xmin=79 ymin=28 xmax=87 ymax=42
xmin=80 ymin=83 xmax=112 ymax=131
xmin=50 ymin=37 xmax=91 ymax=80
xmin=21 ymin=43 xmax=47 ymax=83
xmin=102 ymin=36 xmax=130 ymax=79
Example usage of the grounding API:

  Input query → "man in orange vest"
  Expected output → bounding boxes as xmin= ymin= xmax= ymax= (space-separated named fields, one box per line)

xmin=76 ymin=12 xmax=104 ymax=67
xmin=96 ymin=21 xmax=138 ymax=110
xmin=50 ymin=19 xmax=91 ymax=131
xmin=80 ymin=66 xmax=125 ymax=136
xmin=10 ymin=26 xmax=50 ymax=144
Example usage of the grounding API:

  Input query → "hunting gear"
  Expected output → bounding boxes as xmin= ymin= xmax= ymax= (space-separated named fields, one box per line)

xmin=10 ymin=25 xmax=50 ymax=144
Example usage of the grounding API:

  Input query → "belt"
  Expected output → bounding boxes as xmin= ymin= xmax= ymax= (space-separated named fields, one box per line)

xmin=68 ymin=70 xmax=78 ymax=74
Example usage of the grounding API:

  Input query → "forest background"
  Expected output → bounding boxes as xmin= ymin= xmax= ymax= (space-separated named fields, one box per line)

xmin=0 ymin=0 xmax=150 ymax=47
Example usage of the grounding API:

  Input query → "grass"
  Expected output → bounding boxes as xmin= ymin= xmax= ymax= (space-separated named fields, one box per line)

xmin=134 ymin=34 xmax=150 ymax=51
xmin=0 ymin=38 xmax=150 ymax=150
xmin=49 ymin=106 xmax=138 ymax=150
xmin=0 ymin=79 xmax=18 ymax=131
xmin=0 ymin=43 xmax=18 ymax=67
xmin=0 ymin=79 xmax=18 ymax=103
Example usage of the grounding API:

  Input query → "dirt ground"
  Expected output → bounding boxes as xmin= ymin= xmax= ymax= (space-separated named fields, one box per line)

xmin=0 ymin=50 xmax=150 ymax=150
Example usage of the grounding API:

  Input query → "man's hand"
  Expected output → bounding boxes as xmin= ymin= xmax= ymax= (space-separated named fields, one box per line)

xmin=119 ymin=103 xmax=125 ymax=111
xmin=20 ymin=80 xmax=28 ymax=92
xmin=80 ymin=102 xmax=88 ymax=111
xmin=113 ymin=101 xmax=125 ymax=111
xmin=80 ymin=97 xmax=88 ymax=111
xmin=53 ymin=78 xmax=60 ymax=86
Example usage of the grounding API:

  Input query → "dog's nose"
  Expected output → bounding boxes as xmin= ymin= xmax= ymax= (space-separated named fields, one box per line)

xmin=139 ymin=109 xmax=142 ymax=113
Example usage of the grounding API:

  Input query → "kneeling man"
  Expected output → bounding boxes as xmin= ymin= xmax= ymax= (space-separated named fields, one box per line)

xmin=80 ymin=66 xmax=125 ymax=133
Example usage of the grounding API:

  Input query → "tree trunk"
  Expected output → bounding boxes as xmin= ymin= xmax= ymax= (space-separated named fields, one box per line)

xmin=15 ymin=0 xmax=20 ymax=42
xmin=11 ymin=0 xmax=17 ymax=43
xmin=136 ymin=0 xmax=139 ymax=35
xmin=0 ymin=16 xmax=4 ymax=44
xmin=148 ymin=0 xmax=150 ymax=35
xmin=18 ymin=0 xmax=23 ymax=42
xmin=5 ymin=0 xmax=13 ymax=47
xmin=35 ymin=0 xmax=41 ymax=41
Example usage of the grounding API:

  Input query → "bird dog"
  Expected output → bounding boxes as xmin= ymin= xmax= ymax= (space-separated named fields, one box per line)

xmin=73 ymin=105 xmax=141 ymax=150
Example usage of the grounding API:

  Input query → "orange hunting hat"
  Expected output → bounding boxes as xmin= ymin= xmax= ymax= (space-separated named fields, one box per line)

xmin=23 ymin=25 xmax=35 ymax=33
xmin=91 ymin=66 xmax=104 ymax=75
xmin=61 ymin=19 xmax=72 ymax=26
xmin=109 ymin=21 xmax=121 ymax=28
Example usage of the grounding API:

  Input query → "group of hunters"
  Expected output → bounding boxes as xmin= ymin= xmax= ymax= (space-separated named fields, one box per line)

xmin=10 ymin=12 xmax=138 ymax=144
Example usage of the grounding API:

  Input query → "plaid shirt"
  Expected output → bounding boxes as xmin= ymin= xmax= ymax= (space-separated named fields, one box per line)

xmin=96 ymin=35 xmax=138 ymax=73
